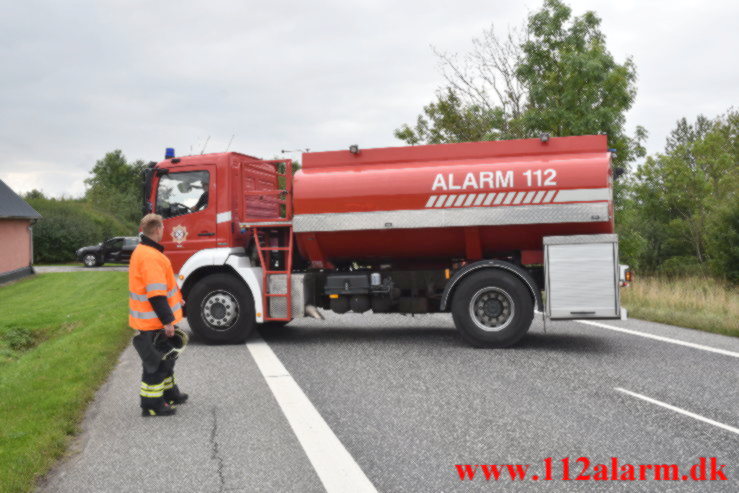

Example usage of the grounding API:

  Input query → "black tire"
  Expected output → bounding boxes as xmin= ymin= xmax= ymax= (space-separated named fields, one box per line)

xmin=451 ymin=269 xmax=534 ymax=348
xmin=187 ymin=273 xmax=256 ymax=344
xmin=82 ymin=253 xmax=101 ymax=268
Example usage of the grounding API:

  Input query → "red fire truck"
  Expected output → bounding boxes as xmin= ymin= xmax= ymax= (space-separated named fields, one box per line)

xmin=142 ymin=135 xmax=627 ymax=347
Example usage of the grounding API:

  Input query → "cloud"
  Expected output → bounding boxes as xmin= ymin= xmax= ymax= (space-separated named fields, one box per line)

xmin=1 ymin=166 xmax=87 ymax=197
xmin=0 ymin=1 xmax=736 ymax=197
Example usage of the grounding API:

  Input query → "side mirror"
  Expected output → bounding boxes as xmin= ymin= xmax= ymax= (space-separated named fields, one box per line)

xmin=613 ymin=167 xmax=626 ymax=180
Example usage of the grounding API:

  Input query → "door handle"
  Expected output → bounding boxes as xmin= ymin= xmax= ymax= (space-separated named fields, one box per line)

xmin=198 ymin=232 xmax=215 ymax=237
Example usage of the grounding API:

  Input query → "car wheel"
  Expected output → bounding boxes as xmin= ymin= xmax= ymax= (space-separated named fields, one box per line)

xmin=187 ymin=273 xmax=255 ymax=344
xmin=451 ymin=270 xmax=534 ymax=348
xmin=83 ymin=254 xmax=99 ymax=268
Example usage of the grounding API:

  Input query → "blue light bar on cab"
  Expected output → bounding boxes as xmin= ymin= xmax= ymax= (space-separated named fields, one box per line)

xmin=165 ymin=148 xmax=175 ymax=158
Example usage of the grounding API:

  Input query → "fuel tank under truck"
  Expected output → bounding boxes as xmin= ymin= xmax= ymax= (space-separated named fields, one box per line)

xmin=292 ymin=135 xmax=614 ymax=267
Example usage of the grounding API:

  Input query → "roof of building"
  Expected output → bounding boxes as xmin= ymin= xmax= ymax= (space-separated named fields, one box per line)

xmin=0 ymin=179 xmax=42 ymax=219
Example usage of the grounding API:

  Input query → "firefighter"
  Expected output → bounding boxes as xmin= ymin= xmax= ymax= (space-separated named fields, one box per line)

xmin=129 ymin=213 xmax=189 ymax=416
xmin=192 ymin=175 xmax=209 ymax=211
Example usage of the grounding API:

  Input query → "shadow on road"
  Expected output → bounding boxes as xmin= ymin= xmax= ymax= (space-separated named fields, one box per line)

xmin=261 ymin=325 xmax=465 ymax=346
xmin=184 ymin=322 xmax=618 ymax=356
xmin=515 ymin=331 xmax=616 ymax=354
xmin=258 ymin=325 xmax=617 ymax=355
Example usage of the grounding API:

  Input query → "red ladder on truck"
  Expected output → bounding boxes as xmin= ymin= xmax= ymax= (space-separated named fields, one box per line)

xmin=241 ymin=159 xmax=294 ymax=321
xmin=250 ymin=224 xmax=293 ymax=321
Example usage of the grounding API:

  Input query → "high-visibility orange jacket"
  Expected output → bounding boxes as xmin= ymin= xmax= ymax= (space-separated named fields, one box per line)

xmin=128 ymin=236 xmax=183 ymax=331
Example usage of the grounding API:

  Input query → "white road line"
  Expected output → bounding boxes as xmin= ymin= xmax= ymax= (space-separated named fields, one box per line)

xmin=576 ymin=320 xmax=739 ymax=358
xmin=615 ymin=387 xmax=739 ymax=435
xmin=247 ymin=337 xmax=377 ymax=493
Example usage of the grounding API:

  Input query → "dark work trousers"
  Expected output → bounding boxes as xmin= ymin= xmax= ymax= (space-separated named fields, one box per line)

xmin=132 ymin=330 xmax=180 ymax=409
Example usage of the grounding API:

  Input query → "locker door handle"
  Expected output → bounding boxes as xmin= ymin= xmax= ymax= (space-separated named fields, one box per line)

xmin=198 ymin=232 xmax=215 ymax=237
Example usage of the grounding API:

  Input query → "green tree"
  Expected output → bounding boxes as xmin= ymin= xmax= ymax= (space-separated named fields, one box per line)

xmin=395 ymin=25 xmax=528 ymax=144
xmin=395 ymin=88 xmax=508 ymax=144
xmin=22 ymin=189 xmax=46 ymax=200
xmin=664 ymin=115 xmax=713 ymax=159
xmin=85 ymin=150 xmax=145 ymax=225
xmin=706 ymin=200 xmax=739 ymax=283
xmin=516 ymin=0 xmax=645 ymax=168
xmin=396 ymin=0 xmax=646 ymax=171
xmin=626 ymin=110 xmax=738 ymax=278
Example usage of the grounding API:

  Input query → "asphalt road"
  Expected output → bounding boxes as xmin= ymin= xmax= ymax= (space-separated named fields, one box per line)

xmin=40 ymin=313 xmax=738 ymax=492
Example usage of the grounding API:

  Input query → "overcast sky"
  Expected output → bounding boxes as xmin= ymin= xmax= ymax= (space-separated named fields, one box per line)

xmin=1 ymin=0 xmax=736 ymax=198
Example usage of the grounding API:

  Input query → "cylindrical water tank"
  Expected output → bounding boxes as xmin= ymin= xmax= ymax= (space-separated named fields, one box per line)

xmin=292 ymin=136 xmax=614 ymax=267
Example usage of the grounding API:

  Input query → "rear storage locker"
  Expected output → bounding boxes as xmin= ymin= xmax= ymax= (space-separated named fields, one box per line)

xmin=544 ymin=234 xmax=621 ymax=319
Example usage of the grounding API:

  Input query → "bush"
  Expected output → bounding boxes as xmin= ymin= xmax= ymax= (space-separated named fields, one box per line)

xmin=656 ymin=256 xmax=706 ymax=278
xmin=26 ymin=198 xmax=136 ymax=263
xmin=2 ymin=327 xmax=37 ymax=351
xmin=706 ymin=200 xmax=739 ymax=283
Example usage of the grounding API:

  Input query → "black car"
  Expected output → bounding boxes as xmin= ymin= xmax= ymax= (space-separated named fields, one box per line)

xmin=76 ymin=236 xmax=140 ymax=267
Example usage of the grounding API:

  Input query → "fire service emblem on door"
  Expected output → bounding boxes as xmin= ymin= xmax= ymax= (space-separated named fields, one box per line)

xmin=171 ymin=225 xmax=188 ymax=246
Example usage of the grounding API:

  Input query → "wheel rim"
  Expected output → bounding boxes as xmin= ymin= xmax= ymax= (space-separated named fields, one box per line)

xmin=201 ymin=290 xmax=239 ymax=331
xmin=468 ymin=287 xmax=515 ymax=332
xmin=84 ymin=255 xmax=96 ymax=266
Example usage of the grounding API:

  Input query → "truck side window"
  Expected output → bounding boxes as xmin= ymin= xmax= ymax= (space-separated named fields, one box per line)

xmin=156 ymin=171 xmax=210 ymax=219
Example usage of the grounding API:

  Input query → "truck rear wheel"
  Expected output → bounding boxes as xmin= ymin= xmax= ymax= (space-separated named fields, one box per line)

xmin=451 ymin=270 xmax=533 ymax=348
xmin=187 ymin=273 xmax=255 ymax=344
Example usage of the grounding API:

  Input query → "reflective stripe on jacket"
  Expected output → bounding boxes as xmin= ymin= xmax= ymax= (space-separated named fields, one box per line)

xmin=128 ymin=242 xmax=183 ymax=331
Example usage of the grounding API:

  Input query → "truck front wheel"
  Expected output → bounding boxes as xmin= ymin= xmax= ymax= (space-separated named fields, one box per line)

xmin=187 ymin=273 xmax=256 ymax=344
xmin=451 ymin=270 xmax=533 ymax=348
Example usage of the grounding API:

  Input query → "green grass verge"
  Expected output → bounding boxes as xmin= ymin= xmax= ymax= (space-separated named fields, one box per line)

xmin=621 ymin=276 xmax=738 ymax=337
xmin=0 ymin=273 xmax=132 ymax=493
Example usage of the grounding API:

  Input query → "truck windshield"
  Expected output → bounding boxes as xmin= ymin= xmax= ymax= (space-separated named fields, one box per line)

xmin=156 ymin=171 xmax=210 ymax=218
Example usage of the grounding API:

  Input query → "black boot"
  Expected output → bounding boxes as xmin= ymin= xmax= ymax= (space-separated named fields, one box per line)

xmin=141 ymin=397 xmax=176 ymax=417
xmin=165 ymin=387 xmax=189 ymax=405
xmin=163 ymin=377 xmax=188 ymax=405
